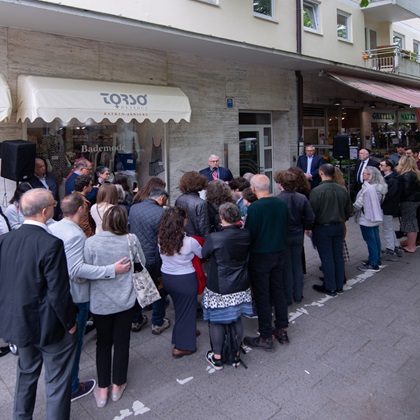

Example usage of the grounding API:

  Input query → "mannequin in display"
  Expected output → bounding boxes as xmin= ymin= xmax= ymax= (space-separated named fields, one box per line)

xmin=112 ymin=121 xmax=141 ymax=183
xmin=40 ymin=122 xmax=71 ymax=184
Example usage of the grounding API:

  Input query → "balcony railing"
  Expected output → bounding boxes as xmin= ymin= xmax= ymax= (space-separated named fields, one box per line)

xmin=362 ymin=45 xmax=420 ymax=73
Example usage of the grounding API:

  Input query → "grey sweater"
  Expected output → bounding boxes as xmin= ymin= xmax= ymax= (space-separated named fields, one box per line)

xmin=84 ymin=232 xmax=146 ymax=315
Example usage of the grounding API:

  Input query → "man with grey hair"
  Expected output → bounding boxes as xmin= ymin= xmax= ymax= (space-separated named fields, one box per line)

xmin=243 ymin=174 xmax=290 ymax=352
xmin=0 ymin=188 xmax=77 ymax=419
xmin=129 ymin=187 xmax=170 ymax=334
xmin=297 ymin=145 xmax=324 ymax=188
xmin=199 ymin=154 xmax=233 ymax=182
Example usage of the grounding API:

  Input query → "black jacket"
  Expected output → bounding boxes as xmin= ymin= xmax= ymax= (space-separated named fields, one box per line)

xmin=175 ymin=192 xmax=211 ymax=237
xmin=202 ymin=225 xmax=250 ymax=295
xmin=381 ymin=172 xmax=401 ymax=216
xmin=400 ymin=172 xmax=420 ymax=202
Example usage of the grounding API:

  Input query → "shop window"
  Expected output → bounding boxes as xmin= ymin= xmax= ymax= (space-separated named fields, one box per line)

xmin=253 ymin=0 xmax=274 ymax=19
xmin=337 ymin=10 xmax=351 ymax=42
xmin=303 ymin=1 xmax=320 ymax=33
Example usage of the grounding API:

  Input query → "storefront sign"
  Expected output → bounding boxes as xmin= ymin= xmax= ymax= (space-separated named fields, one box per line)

xmin=371 ymin=111 xmax=395 ymax=123
xmin=398 ymin=110 xmax=417 ymax=123
xmin=80 ymin=144 xmax=123 ymax=153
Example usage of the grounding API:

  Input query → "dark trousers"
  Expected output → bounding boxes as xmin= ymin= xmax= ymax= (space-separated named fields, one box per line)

xmin=284 ymin=233 xmax=305 ymax=304
xmin=209 ymin=318 xmax=243 ymax=355
xmin=93 ymin=306 xmax=135 ymax=388
xmin=248 ymin=252 xmax=288 ymax=339
xmin=313 ymin=224 xmax=345 ymax=292
xmin=14 ymin=331 xmax=77 ymax=420
xmin=162 ymin=272 xmax=197 ymax=352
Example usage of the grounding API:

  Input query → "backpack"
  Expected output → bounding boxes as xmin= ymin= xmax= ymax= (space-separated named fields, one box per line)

xmin=220 ymin=322 xmax=248 ymax=369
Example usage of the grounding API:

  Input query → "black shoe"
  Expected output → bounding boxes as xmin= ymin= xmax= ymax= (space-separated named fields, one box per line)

xmin=243 ymin=336 xmax=274 ymax=352
xmin=337 ymin=288 xmax=344 ymax=294
xmin=273 ymin=328 xmax=289 ymax=344
xmin=312 ymin=284 xmax=337 ymax=297
xmin=0 ymin=346 xmax=10 ymax=358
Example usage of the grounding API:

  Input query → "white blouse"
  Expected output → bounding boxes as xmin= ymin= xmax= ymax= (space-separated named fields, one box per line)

xmin=160 ymin=236 xmax=202 ymax=275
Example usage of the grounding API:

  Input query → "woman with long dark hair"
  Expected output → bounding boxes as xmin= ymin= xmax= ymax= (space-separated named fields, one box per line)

xmin=158 ymin=206 xmax=202 ymax=358
xmin=132 ymin=176 xmax=166 ymax=204
xmin=90 ymin=183 xmax=119 ymax=234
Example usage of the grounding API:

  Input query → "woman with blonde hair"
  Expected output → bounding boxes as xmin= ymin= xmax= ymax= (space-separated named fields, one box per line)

xmin=396 ymin=155 xmax=420 ymax=253
xmin=90 ymin=183 xmax=119 ymax=233
xmin=354 ymin=166 xmax=388 ymax=272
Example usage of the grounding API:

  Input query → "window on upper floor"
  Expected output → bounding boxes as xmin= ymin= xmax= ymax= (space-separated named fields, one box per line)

xmin=337 ymin=10 xmax=351 ymax=41
xmin=303 ymin=1 xmax=320 ymax=33
xmin=254 ymin=0 xmax=274 ymax=19
xmin=414 ymin=41 xmax=419 ymax=55
xmin=393 ymin=32 xmax=405 ymax=50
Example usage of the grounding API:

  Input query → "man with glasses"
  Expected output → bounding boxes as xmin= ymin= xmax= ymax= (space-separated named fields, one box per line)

xmin=65 ymin=159 xmax=98 ymax=204
xmin=0 ymin=189 xmax=77 ymax=419
xmin=199 ymin=154 xmax=233 ymax=182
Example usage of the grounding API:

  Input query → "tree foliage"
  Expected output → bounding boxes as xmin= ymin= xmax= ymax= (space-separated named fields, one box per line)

xmin=360 ymin=0 xmax=369 ymax=7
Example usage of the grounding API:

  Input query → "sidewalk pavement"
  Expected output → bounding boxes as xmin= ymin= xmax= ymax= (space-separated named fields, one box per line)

xmin=0 ymin=217 xmax=419 ymax=419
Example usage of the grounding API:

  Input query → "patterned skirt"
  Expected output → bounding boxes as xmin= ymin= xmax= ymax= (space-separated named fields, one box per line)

xmin=400 ymin=201 xmax=420 ymax=233
xmin=201 ymin=287 xmax=253 ymax=324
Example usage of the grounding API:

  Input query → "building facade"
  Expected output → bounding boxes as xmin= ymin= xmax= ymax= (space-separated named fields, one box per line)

xmin=0 ymin=0 xmax=419 ymax=200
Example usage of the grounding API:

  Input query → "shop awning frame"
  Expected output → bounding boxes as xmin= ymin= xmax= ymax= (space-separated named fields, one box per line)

xmin=0 ymin=74 xmax=12 ymax=123
xmin=327 ymin=72 xmax=420 ymax=109
xmin=17 ymin=75 xmax=191 ymax=124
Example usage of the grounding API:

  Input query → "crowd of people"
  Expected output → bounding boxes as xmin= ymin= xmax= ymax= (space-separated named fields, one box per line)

xmin=0 ymin=148 xmax=419 ymax=419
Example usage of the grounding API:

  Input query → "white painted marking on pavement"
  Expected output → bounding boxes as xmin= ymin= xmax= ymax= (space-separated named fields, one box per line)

xmin=113 ymin=408 xmax=132 ymax=420
xmin=176 ymin=377 xmax=193 ymax=385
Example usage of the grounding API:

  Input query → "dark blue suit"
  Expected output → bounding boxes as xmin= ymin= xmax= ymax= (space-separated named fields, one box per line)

xmin=199 ymin=166 xmax=233 ymax=182
xmin=296 ymin=154 xmax=324 ymax=188
xmin=0 ymin=224 xmax=77 ymax=419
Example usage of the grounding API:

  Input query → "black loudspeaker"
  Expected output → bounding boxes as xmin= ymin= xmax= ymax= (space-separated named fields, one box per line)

xmin=0 ymin=140 xmax=36 ymax=181
xmin=333 ymin=135 xmax=350 ymax=159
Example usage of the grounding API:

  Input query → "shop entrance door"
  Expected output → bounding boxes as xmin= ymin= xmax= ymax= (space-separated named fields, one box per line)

xmin=239 ymin=125 xmax=273 ymax=190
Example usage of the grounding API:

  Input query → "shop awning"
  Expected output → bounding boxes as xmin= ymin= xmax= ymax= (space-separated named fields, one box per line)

xmin=327 ymin=72 xmax=420 ymax=108
xmin=16 ymin=75 xmax=191 ymax=124
xmin=0 ymin=74 xmax=12 ymax=122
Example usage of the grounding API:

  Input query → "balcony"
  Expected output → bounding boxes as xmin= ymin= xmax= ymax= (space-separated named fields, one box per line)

xmin=362 ymin=0 xmax=420 ymax=22
xmin=362 ymin=45 xmax=420 ymax=78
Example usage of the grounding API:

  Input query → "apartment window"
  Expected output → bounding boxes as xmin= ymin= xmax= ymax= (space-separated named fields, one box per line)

xmin=393 ymin=33 xmax=405 ymax=49
xmin=303 ymin=1 xmax=320 ymax=32
xmin=365 ymin=28 xmax=377 ymax=50
xmin=337 ymin=10 xmax=351 ymax=41
xmin=254 ymin=0 xmax=274 ymax=18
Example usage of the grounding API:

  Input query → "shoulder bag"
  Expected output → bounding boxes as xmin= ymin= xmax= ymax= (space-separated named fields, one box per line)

xmin=126 ymin=234 xmax=160 ymax=308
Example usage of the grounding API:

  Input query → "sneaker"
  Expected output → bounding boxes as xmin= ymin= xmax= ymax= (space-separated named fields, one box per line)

xmin=273 ymin=328 xmax=289 ymax=345
xmin=206 ymin=351 xmax=223 ymax=370
xmin=362 ymin=259 xmax=382 ymax=266
xmin=336 ymin=288 xmax=344 ymax=294
xmin=71 ymin=379 xmax=96 ymax=402
xmin=131 ymin=315 xmax=148 ymax=333
xmin=151 ymin=318 xmax=170 ymax=335
xmin=357 ymin=264 xmax=380 ymax=272
xmin=394 ymin=247 xmax=405 ymax=258
xmin=243 ymin=336 xmax=274 ymax=352
xmin=381 ymin=249 xmax=398 ymax=262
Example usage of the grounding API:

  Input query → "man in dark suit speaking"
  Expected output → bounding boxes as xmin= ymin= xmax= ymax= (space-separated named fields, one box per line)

xmin=296 ymin=145 xmax=324 ymax=188
xmin=0 ymin=188 xmax=77 ymax=419
xmin=199 ymin=154 xmax=233 ymax=182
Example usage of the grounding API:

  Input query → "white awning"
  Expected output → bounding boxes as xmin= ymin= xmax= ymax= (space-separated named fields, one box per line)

xmin=17 ymin=75 xmax=191 ymax=124
xmin=0 ymin=74 xmax=12 ymax=122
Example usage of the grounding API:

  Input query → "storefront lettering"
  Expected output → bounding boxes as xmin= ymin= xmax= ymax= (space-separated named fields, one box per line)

xmin=80 ymin=144 xmax=123 ymax=153
xmin=398 ymin=112 xmax=416 ymax=123
xmin=372 ymin=112 xmax=395 ymax=121
xmin=100 ymin=93 xmax=148 ymax=108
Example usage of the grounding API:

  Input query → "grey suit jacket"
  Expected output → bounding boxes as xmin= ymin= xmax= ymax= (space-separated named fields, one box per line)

xmin=49 ymin=218 xmax=115 ymax=303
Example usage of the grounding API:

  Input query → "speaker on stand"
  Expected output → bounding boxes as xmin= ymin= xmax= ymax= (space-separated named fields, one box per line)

xmin=333 ymin=135 xmax=352 ymax=193
xmin=0 ymin=140 xmax=36 ymax=188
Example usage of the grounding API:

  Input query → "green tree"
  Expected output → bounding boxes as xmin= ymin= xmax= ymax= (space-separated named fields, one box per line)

xmin=360 ymin=0 xmax=369 ymax=7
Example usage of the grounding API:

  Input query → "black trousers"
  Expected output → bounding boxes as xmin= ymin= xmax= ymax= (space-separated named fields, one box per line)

xmin=93 ymin=306 xmax=135 ymax=388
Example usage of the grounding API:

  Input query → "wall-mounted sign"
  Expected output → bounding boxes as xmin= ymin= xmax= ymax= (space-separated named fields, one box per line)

xmin=226 ymin=97 xmax=233 ymax=109
xmin=398 ymin=110 xmax=417 ymax=123
xmin=371 ymin=111 xmax=395 ymax=123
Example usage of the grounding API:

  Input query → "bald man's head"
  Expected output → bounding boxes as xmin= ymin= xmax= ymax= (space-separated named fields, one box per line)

xmin=21 ymin=189 xmax=54 ymax=218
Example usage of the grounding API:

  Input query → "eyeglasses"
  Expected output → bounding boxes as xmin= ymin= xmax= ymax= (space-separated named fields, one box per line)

xmin=209 ymin=160 xmax=219 ymax=163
